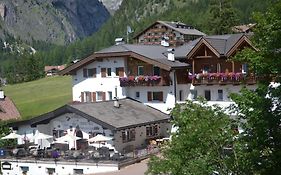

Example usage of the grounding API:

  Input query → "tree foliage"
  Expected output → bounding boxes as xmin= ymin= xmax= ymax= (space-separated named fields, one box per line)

xmin=207 ymin=0 xmax=239 ymax=34
xmin=147 ymin=100 xmax=238 ymax=175
xmin=230 ymin=1 xmax=281 ymax=174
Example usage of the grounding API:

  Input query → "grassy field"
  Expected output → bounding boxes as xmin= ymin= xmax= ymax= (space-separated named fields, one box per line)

xmin=3 ymin=76 xmax=72 ymax=120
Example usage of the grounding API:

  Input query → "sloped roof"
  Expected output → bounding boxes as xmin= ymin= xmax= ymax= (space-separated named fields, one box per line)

xmin=158 ymin=21 xmax=206 ymax=36
xmin=0 ymin=96 xmax=20 ymax=121
xmin=133 ymin=20 xmax=206 ymax=39
xmin=10 ymin=98 xmax=170 ymax=131
xmin=174 ymin=33 xmax=248 ymax=58
xmin=60 ymin=44 xmax=189 ymax=75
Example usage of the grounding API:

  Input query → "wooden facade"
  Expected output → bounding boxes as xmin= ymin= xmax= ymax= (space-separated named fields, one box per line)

xmin=120 ymin=57 xmax=171 ymax=87
xmin=134 ymin=21 xmax=203 ymax=46
xmin=185 ymin=38 xmax=256 ymax=86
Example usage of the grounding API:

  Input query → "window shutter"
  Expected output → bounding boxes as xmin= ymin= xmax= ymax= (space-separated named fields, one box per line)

xmin=81 ymin=92 xmax=84 ymax=102
xmin=101 ymin=68 xmax=106 ymax=77
xmin=119 ymin=67 xmax=125 ymax=77
xmin=102 ymin=92 xmax=106 ymax=101
xmin=159 ymin=92 xmax=163 ymax=101
xmin=92 ymin=92 xmax=96 ymax=102
xmin=147 ymin=91 xmax=152 ymax=101
xmin=93 ymin=68 xmax=97 ymax=78
xmin=83 ymin=69 xmax=87 ymax=78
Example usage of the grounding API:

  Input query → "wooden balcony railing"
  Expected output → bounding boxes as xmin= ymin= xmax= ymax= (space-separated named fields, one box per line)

xmin=189 ymin=72 xmax=257 ymax=85
xmin=119 ymin=75 xmax=170 ymax=87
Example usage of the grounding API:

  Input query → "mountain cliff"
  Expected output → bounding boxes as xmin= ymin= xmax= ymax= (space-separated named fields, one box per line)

xmin=0 ymin=0 xmax=110 ymax=45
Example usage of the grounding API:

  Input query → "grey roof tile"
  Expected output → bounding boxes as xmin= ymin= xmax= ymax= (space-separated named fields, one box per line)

xmin=69 ymin=98 xmax=170 ymax=129
xmin=96 ymin=44 xmax=189 ymax=69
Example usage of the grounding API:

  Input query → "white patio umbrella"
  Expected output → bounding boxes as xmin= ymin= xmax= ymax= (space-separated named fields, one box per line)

xmin=33 ymin=132 xmax=53 ymax=148
xmin=0 ymin=132 xmax=23 ymax=140
xmin=88 ymin=134 xmax=112 ymax=148
xmin=56 ymin=134 xmax=82 ymax=150
xmin=34 ymin=132 xmax=53 ymax=140
xmin=88 ymin=134 xmax=112 ymax=142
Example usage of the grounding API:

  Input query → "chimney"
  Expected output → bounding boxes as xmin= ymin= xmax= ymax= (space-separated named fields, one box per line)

xmin=113 ymin=97 xmax=120 ymax=108
xmin=0 ymin=90 xmax=4 ymax=99
xmin=167 ymin=48 xmax=175 ymax=62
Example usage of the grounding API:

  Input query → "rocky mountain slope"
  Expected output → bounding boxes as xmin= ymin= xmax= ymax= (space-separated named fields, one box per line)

xmin=99 ymin=0 xmax=123 ymax=14
xmin=0 ymin=0 xmax=110 ymax=45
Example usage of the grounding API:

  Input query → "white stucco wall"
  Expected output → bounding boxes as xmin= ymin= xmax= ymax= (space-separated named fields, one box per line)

xmin=72 ymin=57 xmax=127 ymax=102
xmin=1 ymin=160 xmax=118 ymax=175
xmin=114 ymin=122 xmax=171 ymax=152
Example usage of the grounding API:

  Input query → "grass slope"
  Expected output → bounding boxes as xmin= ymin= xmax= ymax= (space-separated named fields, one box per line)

xmin=3 ymin=76 xmax=72 ymax=120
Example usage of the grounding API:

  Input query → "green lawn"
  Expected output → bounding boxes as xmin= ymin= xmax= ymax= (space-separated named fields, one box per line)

xmin=3 ymin=76 xmax=72 ymax=120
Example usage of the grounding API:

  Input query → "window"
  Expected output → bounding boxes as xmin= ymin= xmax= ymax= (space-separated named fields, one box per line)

xmin=242 ymin=64 xmax=248 ymax=74
xmin=101 ymin=68 xmax=106 ymax=77
xmin=146 ymin=125 xmax=159 ymax=137
xmin=135 ymin=91 xmax=140 ymax=99
xmin=83 ymin=68 xmax=96 ymax=78
xmin=96 ymin=91 xmax=104 ymax=101
xmin=108 ymin=91 xmax=113 ymax=100
xmin=115 ymin=67 xmax=124 ymax=77
xmin=205 ymin=90 xmax=211 ymax=101
xmin=46 ymin=168 xmax=55 ymax=175
xmin=190 ymin=90 xmax=197 ymax=100
xmin=85 ymin=91 xmax=92 ymax=102
xmin=20 ymin=166 xmax=29 ymax=173
xmin=52 ymin=129 xmax=64 ymax=138
xmin=73 ymin=169 xmax=84 ymax=174
xmin=122 ymin=129 xmax=135 ymax=143
xmin=217 ymin=63 xmax=221 ymax=73
xmin=153 ymin=66 xmax=160 ymax=76
xmin=138 ymin=66 xmax=144 ymax=76
xmin=218 ymin=89 xmax=223 ymax=101
xmin=147 ymin=91 xmax=163 ymax=101
xmin=203 ymin=65 xmax=210 ymax=74
xmin=107 ymin=68 xmax=112 ymax=76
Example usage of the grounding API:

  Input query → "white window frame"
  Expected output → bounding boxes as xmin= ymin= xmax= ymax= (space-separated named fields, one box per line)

xmin=96 ymin=91 xmax=103 ymax=101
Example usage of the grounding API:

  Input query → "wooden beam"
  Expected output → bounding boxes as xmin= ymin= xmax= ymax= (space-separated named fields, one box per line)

xmin=195 ymin=56 xmax=212 ymax=59
xmin=232 ymin=61 xmax=235 ymax=72
xmin=192 ymin=59 xmax=195 ymax=74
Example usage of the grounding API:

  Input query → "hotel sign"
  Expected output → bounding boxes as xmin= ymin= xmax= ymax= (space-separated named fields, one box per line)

xmin=2 ymin=161 xmax=11 ymax=170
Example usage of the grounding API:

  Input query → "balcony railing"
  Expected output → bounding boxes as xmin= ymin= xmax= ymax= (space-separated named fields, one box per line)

xmin=189 ymin=72 xmax=257 ymax=85
xmin=119 ymin=75 xmax=170 ymax=87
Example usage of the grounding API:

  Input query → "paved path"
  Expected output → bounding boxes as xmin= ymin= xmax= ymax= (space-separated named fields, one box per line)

xmin=91 ymin=159 xmax=149 ymax=175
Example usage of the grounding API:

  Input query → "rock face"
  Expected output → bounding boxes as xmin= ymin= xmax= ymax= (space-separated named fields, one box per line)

xmin=99 ymin=0 xmax=123 ymax=14
xmin=0 ymin=0 xmax=110 ymax=45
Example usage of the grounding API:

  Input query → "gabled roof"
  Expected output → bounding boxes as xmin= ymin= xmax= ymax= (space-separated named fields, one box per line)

xmin=10 ymin=98 xmax=170 ymax=131
xmin=0 ymin=96 xmax=20 ymax=121
xmin=60 ymin=44 xmax=189 ymax=75
xmin=174 ymin=33 xmax=255 ymax=59
xmin=133 ymin=21 xmax=206 ymax=39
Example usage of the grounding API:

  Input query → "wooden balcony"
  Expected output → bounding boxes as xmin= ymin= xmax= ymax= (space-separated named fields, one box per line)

xmin=119 ymin=75 xmax=170 ymax=87
xmin=190 ymin=73 xmax=257 ymax=86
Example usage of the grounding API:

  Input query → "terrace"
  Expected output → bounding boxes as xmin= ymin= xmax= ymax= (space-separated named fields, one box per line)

xmin=119 ymin=75 xmax=170 ymax=87
xmin=189 ymin=72 xmax=257 ymax=85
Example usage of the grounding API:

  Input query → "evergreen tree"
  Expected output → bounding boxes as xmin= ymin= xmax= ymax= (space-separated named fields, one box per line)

xmin=208 ymin=0 xmax=239 ymax=34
